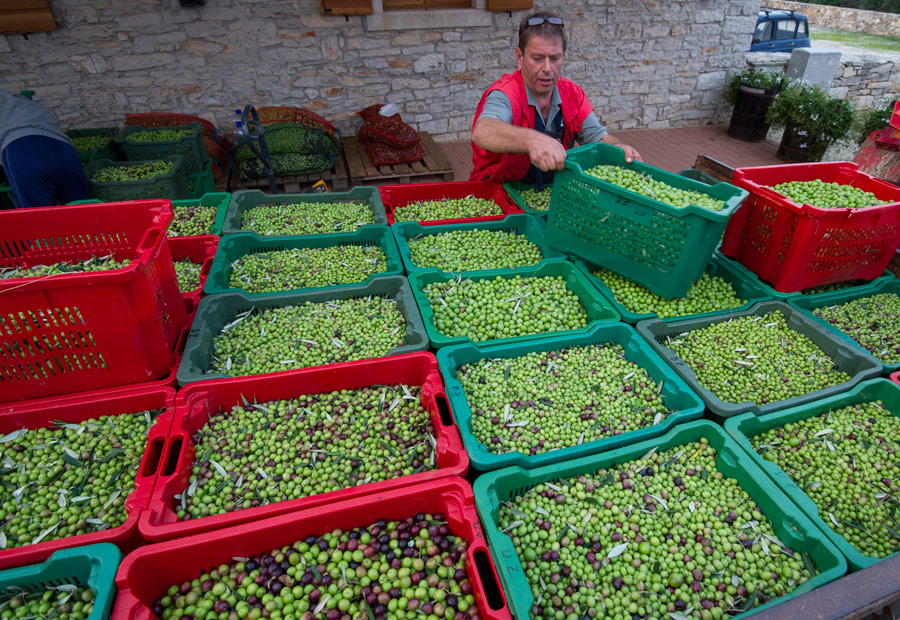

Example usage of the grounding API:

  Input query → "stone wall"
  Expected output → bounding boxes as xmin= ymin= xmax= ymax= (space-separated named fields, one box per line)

xmin=776 ymin=1 xmax=900 ymax=38
xmin=745 ymin=50 xmax=900 ymax=110
xmin=0 ymin=0 xmax=760 ymax=141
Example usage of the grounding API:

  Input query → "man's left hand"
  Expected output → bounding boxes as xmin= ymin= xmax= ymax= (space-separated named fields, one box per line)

xmin=619 ymin=144 xmax=642 ymax=164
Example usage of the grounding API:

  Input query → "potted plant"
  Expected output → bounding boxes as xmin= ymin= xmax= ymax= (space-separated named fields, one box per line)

xmin=766 ymin=80 xmax=854 ymax=163
xmin=723 ymin=68 xmax=785 ymax=142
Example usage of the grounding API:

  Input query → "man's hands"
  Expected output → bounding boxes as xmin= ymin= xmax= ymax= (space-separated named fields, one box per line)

xmin=601 ymin=136 xmax=642 ymax=164
xmin=527 ymin=131 xmax=567 ymax=172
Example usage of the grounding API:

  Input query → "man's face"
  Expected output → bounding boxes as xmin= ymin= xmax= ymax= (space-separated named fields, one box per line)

xmin=515 ymin=33 xmax=564 ymax=99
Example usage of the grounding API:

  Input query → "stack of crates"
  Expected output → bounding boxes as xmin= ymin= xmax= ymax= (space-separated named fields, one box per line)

xmin=6 ymin=155 xmax=900 ymax=620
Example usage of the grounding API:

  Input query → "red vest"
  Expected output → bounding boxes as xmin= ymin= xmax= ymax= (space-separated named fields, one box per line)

xmin=469 ymin=71 xmax=594 ymax=183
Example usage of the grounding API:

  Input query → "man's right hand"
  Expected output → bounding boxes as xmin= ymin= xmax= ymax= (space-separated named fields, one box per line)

xmin=528 ymin=132 xmax=567 ymax=172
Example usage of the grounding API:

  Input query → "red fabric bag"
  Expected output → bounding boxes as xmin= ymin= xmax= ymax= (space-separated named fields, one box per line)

xmin=364 ymin=141 xmax=425 ymax=166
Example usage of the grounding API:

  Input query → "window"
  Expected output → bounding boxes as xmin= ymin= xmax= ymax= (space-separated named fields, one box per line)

xmin=797 ymin=20 xmax=808 ymax=37
xmin=383 ymin=0 xmax=470 ymax=9
xmin=753 ymin=22 xmax=773 ymax=44
xmin=775 ymin=19 xmax=797 ymax=40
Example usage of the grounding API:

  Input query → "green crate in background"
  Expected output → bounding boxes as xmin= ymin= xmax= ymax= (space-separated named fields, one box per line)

xmin=204 ymin=226 xmax=403 ymax=297
xmin=223 ymin=187 xmax=388 ymax=238
xmin=502 ymin=181 xmax=553 ymax=215
xmin=576 ymin=252 xmax=773 ymax=324
xmin=0 ymin=543 xmax=122 ymax=620
xmin=66 ymin=127 xmax=120 ymax=164
xmin=724 ymin=379 xmax=900 ymax=572
xmin=177 ymin=275 xmax=428 ymax=386
xmin=636 ymin=300 xmax=882 ymax=418
xmin=170 ymin=192 xmax=231 ymax=237
xmin=187 ymin=160 xmax=215 ymax=199
xmin=474 ymin=420 xmax=847 ymax=620
xmin=408 ymin=260 xmax=620 ymax=349
xmin=436 ymin=322 xmax=704 ymax=472
xmin=391 ymin=214 xmax=564 ymax=275
xmin=85 ymin=156 xmax=190 ymax=202
xmin=0 ymin=184 xmax=15 ymax=210
xmin=544 ymin=141 xmax=748 ymax=300
xmin=714 ymin=250 xmax=895 ymax=302
xmin=115 ymin=123 xmax=208 ymax=175
xmin=789 ymin=279 xmax=900 ymax=374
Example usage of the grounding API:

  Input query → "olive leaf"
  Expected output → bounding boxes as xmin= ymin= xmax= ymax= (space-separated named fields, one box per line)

xmin=607 ymin=542 xmax=628 ymax=559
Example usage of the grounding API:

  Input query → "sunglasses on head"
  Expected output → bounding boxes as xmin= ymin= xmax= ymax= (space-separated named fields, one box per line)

xmin=526 ymin=16 xmax=563 ymax=27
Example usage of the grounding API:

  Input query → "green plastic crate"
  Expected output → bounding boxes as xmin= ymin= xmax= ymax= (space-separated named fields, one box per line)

xmin=724 ymin=378 xmax=900 ymax=572
xmin=85 ymin=156 xmax=190 ymax=202
xmin=502 ymin=181 xmax=553 ymax=215
xmin=223 ymin=187 xmax=388 ymax=238
xmin=714 ymin=249 xmax=895 ymax=301
xmin=204 ymin=226 xmax=403 ymax=297
xmin=66 ymin=127 xmax=119 ymax=164
xmin=544 ymin=141 xmax=748 ymax=300
xmin=0 ymin=543 xmax=122 ymax=620
xmin=391 ymin=214 xmax=564 ymax=275
xmin=0 ymin=184 xmax=15 ymax=210
xmin=170 ymin=192 xmax=231 ymax=237
xmin=636 ymin=300 xmax=882 ymax=418
xmin=187 ymin=160 xmax=215 ymax=199
xmin=575 ymin=252 xmax=773 ymax=324
xmin=408 ymin=260 xmax=620 ymax=349
xmin=436 ymin=322 xmax=704 ymax=472
xmin=177 ymin=275 xmax=428 ymax=386
xmin=473 ymin=420 xmax=847 ymax=620
xmin=789 ymin=279 xmax=900 ymax=374
xmin=115 ymin=123 xmax=208 ymax=175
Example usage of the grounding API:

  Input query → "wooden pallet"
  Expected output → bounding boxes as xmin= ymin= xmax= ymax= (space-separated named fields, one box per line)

xmin=235 ymin=154 xmax=349 ymax=192
xmin=342 ymin=132 xmax=454 ymax=185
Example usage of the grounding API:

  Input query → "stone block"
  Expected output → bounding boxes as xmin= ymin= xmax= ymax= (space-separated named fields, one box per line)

xmin=112 ymin=53 xmax=176 ymax=72
xmin=70 ymin=53 xmax=111 ymax=75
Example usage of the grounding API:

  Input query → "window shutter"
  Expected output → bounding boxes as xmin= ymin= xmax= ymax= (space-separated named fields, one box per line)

xmin=485 ymin=0 xmax=532 ymax=10
xmin=319 ymin=0 xmax=373 ymax=16
xmin=0 ymin=0 xmax=57 ymax=35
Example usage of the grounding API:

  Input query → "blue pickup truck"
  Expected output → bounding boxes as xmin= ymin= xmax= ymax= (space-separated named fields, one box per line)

xmin=751 ymin=8 xmax=811 ymax=52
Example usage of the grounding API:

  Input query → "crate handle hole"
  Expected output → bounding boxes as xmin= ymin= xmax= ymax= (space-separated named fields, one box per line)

xmin=164 ymin=438 xmax=183 ymax=477
xmin=141 ymin=436 xmax=166 ymax=477
xmin=436 ymin=394 xmax=453 ymax=427
xmin=473 ymin=550 xmax=505 ymax=611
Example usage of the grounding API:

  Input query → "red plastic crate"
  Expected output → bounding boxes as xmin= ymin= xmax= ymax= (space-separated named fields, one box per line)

xmin=380 ymin=181 xmax=522 ymax=226
xmin=0 ymin=201 xmax=186 ymax=403
xmin=166 ymin=235 xmax=218 ymax=307
xmin=116 ymin=477 xmax=510 ymax=620
xmin=891 ymin=371 xmax=900 ymax=386
xmin=0 ymin=385 xmax=175 ymax=570
xmin=721 ymin=162 xmax=900 ymax=293
xmin=139 ymin=352 xmax=468 ymax=542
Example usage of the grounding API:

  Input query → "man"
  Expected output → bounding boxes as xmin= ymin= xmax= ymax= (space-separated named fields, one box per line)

xmin=0 ymin=89 xmax=90 ymax=209
xmin=470 ymin=12 xmax=641 ymax=184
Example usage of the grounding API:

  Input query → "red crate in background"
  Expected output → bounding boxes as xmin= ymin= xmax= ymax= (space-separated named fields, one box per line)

xmin=380 ymin=181 xmax=522 ymax=225
xmin=116 ymin=478 xmax=510 ymax=620
xmin=0 ymin=385 xmax=175 ymax=570
xmin=166 ymin=235 xmax=218 ymax=307
xmin=139 ymin=352 xmax=468 ymax=542
xmin=891 ymin=371 xmax=899 ymax=386
xmin=0 ymin=201 xmax=186 ymax=403
xmin=721 ymin=162 xmax=900 ymax=293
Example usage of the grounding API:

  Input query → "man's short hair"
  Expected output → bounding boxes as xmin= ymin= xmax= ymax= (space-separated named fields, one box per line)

xmin=518 ymin=11 xmax=567 ymax=54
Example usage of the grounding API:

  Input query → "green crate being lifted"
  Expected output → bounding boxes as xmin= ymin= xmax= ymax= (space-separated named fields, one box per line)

xmin=115 ymin=123 xmax=208 ymax=175
xmin=544 ymin=142 xmax=748 ymax=299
